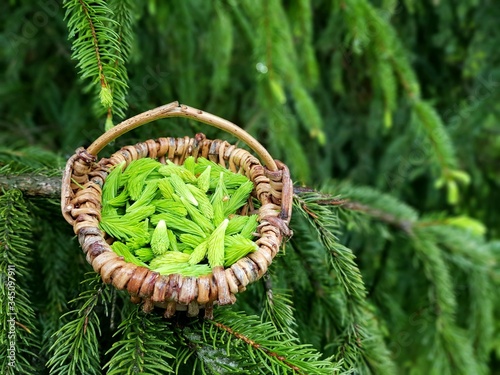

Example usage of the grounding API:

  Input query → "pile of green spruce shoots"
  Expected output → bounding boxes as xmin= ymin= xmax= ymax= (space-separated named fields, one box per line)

xmin=99 ymin=157 xmax=259 ymax=277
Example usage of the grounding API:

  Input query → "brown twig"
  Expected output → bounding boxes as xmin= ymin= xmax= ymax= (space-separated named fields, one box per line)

xmin=293 ymin=186 xmax=414 ymax=235
xmin=78 ymin=0 xmax=107 ymax=89
xmin=342 ymin=201 xmax=414 ymax=235
xmin=0 ymin=174 xmax=61 ymax=198
xmin=212 ymin=320 xmax=303 ymax=374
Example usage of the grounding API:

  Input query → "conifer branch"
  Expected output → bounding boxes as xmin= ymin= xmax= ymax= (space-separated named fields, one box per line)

xmin=0 ymin=175 xmax=61 ymax=198
xmin=0 ymin=190 xmax=40 ymax=374
xmin=292 ymin=190 xmax=397 ymax=373
xmin=296 ymin=184 xmax=491 ymax=373
xmin=104 ymin=305 xmax=176 ymax=375
xmin=77 ymin=0 xmax=106 ymax=88
xmin=64 ymin=0 xmax=129 ymax=120
xmin=47 ymin=274 xmax=111 ymax=375
xmin=35 ymin=216 xmax=82 ymax=357
xmin=340 ymin=0 xmax=467 ymax=200
xmin=213 ymin=320 xmax=304 ymax=373
xmin=262 ymin=289 xmax=300 ymax=344
xmin=203 ymin=310 xmax=338 ymax=374
xmin=294 ymin=186 xmax=415 ymax=234
xmin=106 ymin=0 xmax=135 ymax=121
xmin=342 ymin=201 xmax=413 ymax=234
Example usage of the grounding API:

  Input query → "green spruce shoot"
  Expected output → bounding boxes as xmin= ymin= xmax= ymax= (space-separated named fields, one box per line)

xmin=100 ymin=157 xmax=258 ymax=277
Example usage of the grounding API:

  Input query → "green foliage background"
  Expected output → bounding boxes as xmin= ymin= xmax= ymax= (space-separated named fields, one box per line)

xmin=0 ymin=0 xmax=499 ymax=374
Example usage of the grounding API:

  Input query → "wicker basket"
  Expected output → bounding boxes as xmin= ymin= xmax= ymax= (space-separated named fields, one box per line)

xmin=61 ymin=102 xmax=293 ymax=318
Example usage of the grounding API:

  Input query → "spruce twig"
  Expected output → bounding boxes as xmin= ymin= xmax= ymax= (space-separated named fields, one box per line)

xmin=47 ymin=274 xmax=111 ymax=375
xmin=294 ymin=186 xmax=414 ymax=234
xmin=212 ymin=320 xmax=304 ymax=374
xmin=0 ymin=174 xmax=61 ymax=198
xmin=204 ymin=310 xmax=339 ymax=374
xmin=0 ymin=190 xmax=40 ymax=374
xmin=104 ymin=305 xmax=176 ymax=375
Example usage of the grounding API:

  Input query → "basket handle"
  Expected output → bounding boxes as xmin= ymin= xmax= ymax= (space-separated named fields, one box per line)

xmin=86 ymin=101 xmax=278 ymax=171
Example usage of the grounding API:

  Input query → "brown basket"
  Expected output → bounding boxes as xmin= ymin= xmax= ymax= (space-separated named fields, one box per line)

xmin=61 ymin=102 xmax=293 ymax=319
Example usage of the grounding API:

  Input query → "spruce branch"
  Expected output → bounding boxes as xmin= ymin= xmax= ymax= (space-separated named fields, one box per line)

xmin=0 ymin=147 xmax=64 ymax=172
xmin=340 ymin=0 xmax=468 ymax=200
xmin=0 ymin=174 xmax=61 ymax=198
xmin=212 ymin=320 xmax=304 ymax=373
xmin=403 ymin=226 xmax=487 ymax=374
xmin=205 ymin=310 xmax=338 ymax=374
xmin=47 ymin=274 xmax=111 ymax=375
xmin=230 ymin=0 xmax=324 ymax=181
xmin=432 ymin=226 xmax=495 ymax=367
xmin=104 ymin=304 xmax=176 ymax=375
xmin=0 ymin=190 xmax=40 ymax=374
xmin=292 ymin=190 xmax=397 ymax=374
xmin=64 ymin=0 xmax=129 ymax=121
xmin=106 ymin=0 xmax=135 ymax=122
xmin=178 ymin=323 xmax=257 ymax=374
xmin=262 ymin=289 xmax=300 ymax=345
xmin=33 ymin=213 xmax=84 ymax=355
xmin=294 ymin=186 xmax=416 ymax=234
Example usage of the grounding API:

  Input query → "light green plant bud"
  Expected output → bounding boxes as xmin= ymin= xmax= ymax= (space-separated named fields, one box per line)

xmin=223 ymin=180 xmax=254 ymax=216
xmin=151 ymin=199 xmax=188 ymax=216
xmin=106 ymin=188 xmax=129 ymax=207
xmin=196 ymin=165 xmax=211 ymax=192
xmin=122 ymin=159 xmax=162 ymax=200
xmin=444 ymin=215 xmax=486 ymax=236
xmin=122 ymin=205 xmax=156 ymax=223
xmin=105 ymin=114 xmax=114 ymax=132
xmin=168 ymin=174 xmax=198 ymax=206
xmin=158 ymin=160 xmax=197 ymax=183
xmin=100 ymin=216 xmax=149 ymax=242
xmin=187 ymin=184 xmax=214 ymax=219
xmin=102 ymin=162 xmax=125 ymax=203
xmin=239 ymin=214 xmax=258 ymax=239
xmin=126 ymin=232 xmax=150 ymax=250
xmin=188 ymin=240 xmax=208 ymax=265
xmin=180 ymin=196 xmax=215 ymax=234
xmin=224 ymin=234 xmax=258 ymax=266
xmin=151 ymin=219 xmax=170 ymax=255
xmin=135 ymin=247 xmax=154 ymax=262
xmin=183 ymin=156 xmax=196 ymax=174
xmin=179 ymin=233 xmax=205 ymax=248
xmin=167 ymin=229 xmax=178 ymax=252
xmin=226 ymin=215 xmax=250 ymax=235
xmin=207 ymin=218 xmax=229 ymax=268
xmin=111 ymin=242 xmax=147 ymax=267
xmin=450 ymin=169 xmax=471 ymax=185
xmin=99 ymin=85 xmax=113 ymax=108
xmin=447 ymin=180 xmax=459 ymax=205
xmin=149 ymin=251 xmax=191 ymax=268
xmin=151 ymin=263 xmax=212 ymax=277
xmin=211 ymin=172 xmax=229 ymax=225
xmin=127 ymin=180 xmax=159 ymax=212
xmin=194 ymin=157 xmax=250 ymax=189
xmin=122 ymin=158 xmax=162 ymax=183
xmin=158 ymin=178 xmax=175 ymax=200
xmin=151 ymin=213 xmax=205 ymax=237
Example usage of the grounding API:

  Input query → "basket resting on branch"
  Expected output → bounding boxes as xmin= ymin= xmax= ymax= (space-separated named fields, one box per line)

xmin=60 ymin=102 xmax=293 ymax=319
